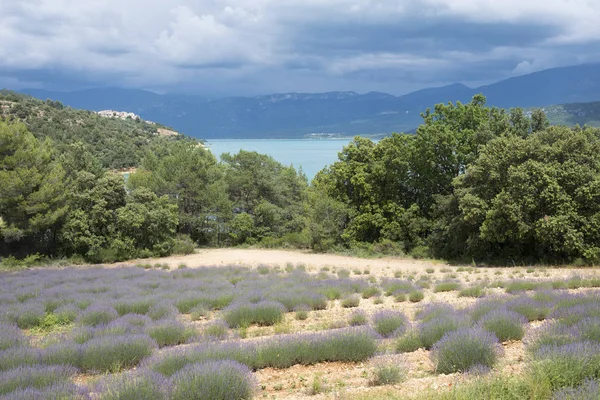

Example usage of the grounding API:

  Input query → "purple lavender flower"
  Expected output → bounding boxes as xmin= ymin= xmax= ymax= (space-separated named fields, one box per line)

xmin=431 ymin=327 xmax=501 ymax=374
xmin=552 ymin=379 xmax=600 ymax=400
xmin=372 ymin=311 xmax=408 ymax=338
xmin=171 ymin=360 xmax=255 ymax=400
xmin=0 ymin=323 xmax=28 ymax=351
xmin=478 ymin=309 xmax=527 ymax=342
xmin=0 ymin=365 xmax=78 ymax=395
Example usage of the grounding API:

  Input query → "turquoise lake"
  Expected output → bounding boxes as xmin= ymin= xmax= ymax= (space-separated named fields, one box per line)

xmin=206 ymin=139 xmax=357 ymax=179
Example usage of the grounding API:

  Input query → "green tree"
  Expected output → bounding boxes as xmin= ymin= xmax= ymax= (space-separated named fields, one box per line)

xmin=432 ymin=126 xmax=600 ymax=263
xmin=221 ymin=150 xmax=308 ymax=243
xmin=0 ymin=122 xmax=68 ymax=255
xmin=129 ymin=140 xmax=229 ymax=245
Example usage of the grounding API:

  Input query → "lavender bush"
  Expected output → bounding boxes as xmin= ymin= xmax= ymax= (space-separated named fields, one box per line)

xmin=96 ymin=369 xmax=169 ymax=400
xmin=80 ymin=334 xmax=157 ymax=373
xmin=147 ymin=321 xmax=195 ymax=348
xmin=0 ymin=323 xmax=28 ymax=350
xmin=224 ymin=301 xmax=285 ymax=328
xmin=76 ymin=304 xmax=119 ymax=327
xmin=431 ymin=328 xmax=501 ymax=374
xmin=478 ymin=309 xmax=527 ymax=342
xmin=506 ymin=297 xmax=549 ymax=322
xmin=418 ymin=314 xmax=469 ymax=349
xmin=0 ymin=365 xmax=77 ymax=395
xmin=0 ymin=382 xmax=88 ymax=400
xmin=171 ymin=361 xmax=255 ymax=400
xmin=372 ymin=311 xmax=408 ymax=338
xmin=349 ymin=310 xmax=368 ymax=326
xmin=531 ymin=342 xmax=600 ymax=390
xmin=552 ymin=379 xmax=600 ymax=400
xmin=146 ymin=327 xmax=379 ymax=376
xmin=0 ymin=348 xmax=40 ymax=372
xmin=203 ymin=321 xmax=229 ymax=340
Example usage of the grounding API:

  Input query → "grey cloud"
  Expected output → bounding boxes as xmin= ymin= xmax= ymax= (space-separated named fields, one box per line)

xmin=1 ymin=0 xmax=600 ymax=96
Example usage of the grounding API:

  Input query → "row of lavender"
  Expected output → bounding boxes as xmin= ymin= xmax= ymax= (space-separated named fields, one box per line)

xmin=1 ymin=265 xmax=600 ymax=398
xmin=3 ymin=288 xmax=597 ymax=398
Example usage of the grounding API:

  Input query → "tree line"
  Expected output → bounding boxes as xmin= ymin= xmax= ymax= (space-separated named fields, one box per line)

xmin=2 ymin=93 xmax=600 ymax=265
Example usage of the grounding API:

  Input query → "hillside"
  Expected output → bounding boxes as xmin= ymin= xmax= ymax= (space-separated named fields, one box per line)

xmin=18 ymin=64 xmax=600 ymax=139
xmin=0 ymin=90 xmax=189 ymax=169
xmin=540 ymin=102 xmax=600 ymax=127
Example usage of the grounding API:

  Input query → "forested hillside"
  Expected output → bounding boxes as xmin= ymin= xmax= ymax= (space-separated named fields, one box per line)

xmin=0 ymin=90 xmax=188 ymax=170
xmin=2 ymin=93 xmax=600 ymax=266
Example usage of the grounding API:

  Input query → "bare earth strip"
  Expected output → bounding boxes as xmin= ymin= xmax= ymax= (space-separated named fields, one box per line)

xmin=127 ymin=248 xmax=447 ymax=273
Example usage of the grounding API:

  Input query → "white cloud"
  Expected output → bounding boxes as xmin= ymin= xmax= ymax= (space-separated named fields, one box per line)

xmin=0 ymin=0 xmax=599 ymax=94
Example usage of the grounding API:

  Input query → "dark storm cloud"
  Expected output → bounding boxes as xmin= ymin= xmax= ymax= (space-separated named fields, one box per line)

xmin=289 ymin=20 xmax=559 ymax=56
xmin=1 ymin=0 xmax=600 ymax=95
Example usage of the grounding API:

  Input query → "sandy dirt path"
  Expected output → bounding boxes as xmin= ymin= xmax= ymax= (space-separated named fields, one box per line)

xmin=125 ymin=248 xmax=449 ymax=275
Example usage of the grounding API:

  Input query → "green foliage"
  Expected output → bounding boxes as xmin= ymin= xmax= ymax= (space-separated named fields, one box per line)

xmin=370 ymin=361 xmax=404 ymax=386
xmin=433 ymin=125 xmax=600 ymax=263
xmin=223 ymin=303 xmax=285 ymax=328
xmin=395 ymin=330 xmax=423 ymax=353
xmin=171 ymin=361 xmax=254 ymax=400
xmin=147 ymin=322 xmax=194 ymax=348
xmin=432 ymin=328 xmax=500 ymax=374
xmin=408 ymin=290 xmax=425 ymax=303
xmin=341 ymin=295 xmax=360 ymax=308
xmin=0 ymin=122 xmax=68 ymax=255
xmin=1 ymin=91 xmax=174 ymax=170
xmin=413 ymin=374 xmax=549 ymax=400
xmin=434 ymin=282 xmax=461 ymax=293
xmin=129 ymin=140 xmax=229 ymax=246
xmin=459 ymin=286 xmax=485 ymax=298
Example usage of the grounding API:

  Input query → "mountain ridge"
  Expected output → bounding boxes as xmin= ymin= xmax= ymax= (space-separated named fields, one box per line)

xmin=17 ymin=63 xmax=600 ymax=138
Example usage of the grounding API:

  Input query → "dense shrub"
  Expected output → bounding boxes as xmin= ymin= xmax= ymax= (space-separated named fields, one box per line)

xmin=408 ymin=290 xmax=424 ymax=303
xmin=478 ymin=309 xmax=527 ymax=342
xmin=0 ymin=382 xmax=88 ymax=400
xmin=96 ymin=370 xmax=169 ymax=400
xmin=0 ymin=348 xmax=39 ymax=372
xmin=203 ymin=321 xmax=229 ymax=340
xmin=552 ymin=379 xmax=600 ymax=400
xmin=146 ymin=328 xmax=379 ymax=376
xmin=0 ymin=324 xmax=28 ymax=350
xmin=0 ymin=365 xmax=77 ymax=395
xmin=341 ymin=295 xmax=360 ymax=308
xmin=416 ymin=304 xmax=456 ymax=322
xmin=418 ymin=315 xmax=467 ymax=349
xmin=80 ymin=335 xmax=157 ymax=373
xmin=171 ymin=361 xmax=254 ymax=400
xmin=531 ymin=342 xmax=600 ymax=390
xmin=224 ymin=302 xmax=285 ymax=328
xmin=434 ymin=282 xmax=461 ymax=293
xmin=114 ymin=299 xmax=154 ymax=316
xmin=431 ymin=328 xmax=500 ymax=374
xmin=147 ymin=303 xmax=178 ymax=321
xmin=372 ymin=311 xmax=408 ymax=338
xmin=147 ymin=321 xmax=194 ymax=348
xmin=370 ymin=358 xmax=404 ymax=386
xmin=14 ymin=305 xmax=45 ymax=329
xmin=579 ymin=318 xmax=600 ymax=342
xmin=506 ymin=297 xmax=549 ymax=322
xmin=349 ymin=311 xmax=368 ymax=326
xmin=395 ymin=330 xmax=422 ymax=353
xmin=459 ymin=286 xmax=485 ymax=298
xmin=525 ymin=322 xmax=579 ymax=354
xmin=77 ymin=305 xmax=119 ymax=327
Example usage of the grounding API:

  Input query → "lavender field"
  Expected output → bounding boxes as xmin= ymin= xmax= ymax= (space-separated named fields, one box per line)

xmin=0 ymin=262 xmax=599 ymax=399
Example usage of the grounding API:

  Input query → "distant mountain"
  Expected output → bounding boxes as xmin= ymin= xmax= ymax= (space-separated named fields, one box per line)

xmin=18 ymin=63 xmax=600 ymax=139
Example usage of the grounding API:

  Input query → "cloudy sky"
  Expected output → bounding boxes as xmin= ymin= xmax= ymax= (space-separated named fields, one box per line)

xmin=1 ymin=0 xmax=599 ymax=96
